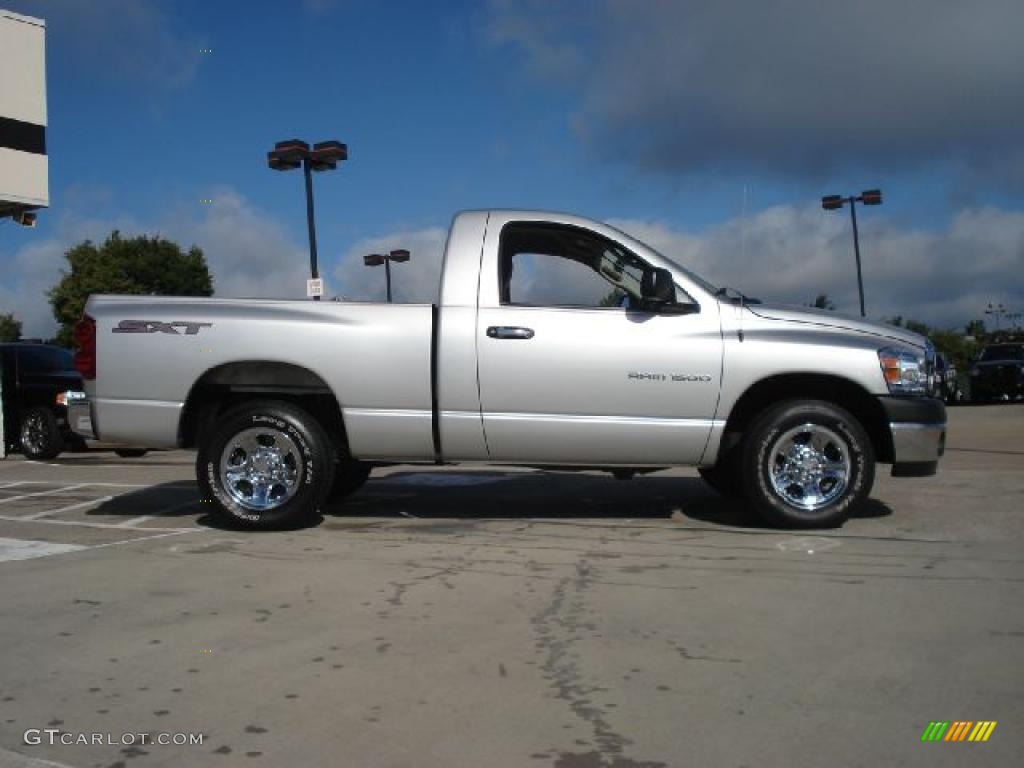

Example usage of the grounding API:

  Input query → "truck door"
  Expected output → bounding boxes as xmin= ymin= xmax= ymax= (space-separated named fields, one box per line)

xmin=475 ymin=219 xmax=723 ymax=466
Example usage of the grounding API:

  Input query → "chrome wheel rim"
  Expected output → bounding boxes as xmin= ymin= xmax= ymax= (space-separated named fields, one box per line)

xmin=767 ymin=423 xmax=851 ymax=511
xmin=219 ymin=427 xmax=303 ymax=512
xmin=21 ymin=412 xmax=47 ymax=455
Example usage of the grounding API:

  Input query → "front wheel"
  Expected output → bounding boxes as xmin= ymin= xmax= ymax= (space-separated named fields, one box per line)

xmin=742 ymin=400 xmax=874 ymax=528
xmin=197 ymin=400 xmax=335 ymax=529
xmin=20 ymin=407 xmax=64 ymax=461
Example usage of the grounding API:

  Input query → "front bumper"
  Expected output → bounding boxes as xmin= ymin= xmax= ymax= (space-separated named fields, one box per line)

xmin=879 ymin=396 xmax=946 ymax=477
xmin=67 ymin=395 xmax=95 ymax=440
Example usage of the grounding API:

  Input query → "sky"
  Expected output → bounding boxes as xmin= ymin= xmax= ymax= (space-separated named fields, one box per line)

xmin=2 ymin=0 xmax=1023 ymax=337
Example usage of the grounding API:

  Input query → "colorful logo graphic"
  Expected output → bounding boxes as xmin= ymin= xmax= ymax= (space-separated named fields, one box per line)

xmin=921 ymin=721 xmax=997 ymax=742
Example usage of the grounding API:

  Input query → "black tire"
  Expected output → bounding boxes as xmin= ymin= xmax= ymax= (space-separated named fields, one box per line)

xmin=742 ymin=399 xmax=874 ymax=528
xmin=329 ymin=460 xmax=372 ymax=501
xmin=197 ymin=400 xmax=335 ymax=530
xmin=19 ymin=407 xmax=64 ymax=461
xmin=114 ymin=449 xmax=148 ymax=458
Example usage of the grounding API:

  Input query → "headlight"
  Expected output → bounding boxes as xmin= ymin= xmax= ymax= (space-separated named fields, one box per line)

xmin=55 ymin=390 xmax=87 ymax=407
xmin=878 ymin=346 xmax=929 ymax=395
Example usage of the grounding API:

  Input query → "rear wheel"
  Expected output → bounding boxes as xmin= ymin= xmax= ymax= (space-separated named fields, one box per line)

xmin=20 ymin=407 xmax=64 ymax=461
xmin=742 ymin=400 xmax=874 ymax=528
xmin=197 ymin=400 xmax=335 ymax=529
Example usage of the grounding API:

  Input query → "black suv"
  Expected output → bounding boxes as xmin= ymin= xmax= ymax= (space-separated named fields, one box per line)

xmin=969 ymin=342 xmax=1024 ymax=402
xmin=1 ymin=343 xmax=83 ymax=460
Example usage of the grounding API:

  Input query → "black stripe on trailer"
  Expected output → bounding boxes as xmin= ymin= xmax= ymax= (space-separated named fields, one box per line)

xmin=0 ymin=116 xmax=46 ymax=155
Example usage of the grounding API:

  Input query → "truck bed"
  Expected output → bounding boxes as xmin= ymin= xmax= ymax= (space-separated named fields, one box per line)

xmin=86 ymin=296 xmax=436 ymax=460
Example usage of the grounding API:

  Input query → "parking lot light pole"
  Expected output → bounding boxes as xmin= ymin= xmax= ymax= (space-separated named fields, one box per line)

xmin=985 ymin=302 xmax=1007 ymax=331
xmin=267 ymin=139 xmax=348 ymax=300
xmin=363 ymin=249 xmax=410 ymax=303
xmin=821 ymin=189 xmax=882 ymax=317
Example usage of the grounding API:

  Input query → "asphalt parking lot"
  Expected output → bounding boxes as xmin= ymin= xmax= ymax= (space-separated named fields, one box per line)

xmin=0 ymin=405 xmax=1021 ymax=768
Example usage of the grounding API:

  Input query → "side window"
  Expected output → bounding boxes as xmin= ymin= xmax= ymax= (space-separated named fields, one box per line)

xmin=499 ymin=222 xmax=649 ymax=309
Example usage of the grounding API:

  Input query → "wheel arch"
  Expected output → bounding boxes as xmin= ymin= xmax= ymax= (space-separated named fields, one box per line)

xmin=718 ymin=373 xmax=893 ymax=464
xmin=177 ymin=361 xmax=349 ymax=458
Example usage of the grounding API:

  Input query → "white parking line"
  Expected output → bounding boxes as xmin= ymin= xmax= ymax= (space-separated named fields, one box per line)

xmin=0 ymin=480 xmax=144 ymax=487
xmin=0 ymin=461 xmax=64 ymax=468
xmin=22 ymin=496 xmax=115 ymax=520
xmin=0 ymin=514 xmax=196 ymax=532
xmin=0 ymin=745 xmax=80 ymax=767
xmin=0 ymin=537 xmax=88 ymax=562
xmin=0 ymin=529 xmax=204 ymax=563
xmin=0 ymin=481 xmax=28 ymax=490
xmin=0 ymin=483 xmax=91 ymax=505
xmin=86 ymin=529 xmax=205 ymax=550
xmin=116 ymin=498 xmax=203 ymax=527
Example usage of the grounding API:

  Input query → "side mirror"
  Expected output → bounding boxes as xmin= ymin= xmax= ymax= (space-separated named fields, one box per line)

xmin=646 ymin=268 xmax=675 ymax=303
xmin=638 ymin=268 xmax=698 ymax=314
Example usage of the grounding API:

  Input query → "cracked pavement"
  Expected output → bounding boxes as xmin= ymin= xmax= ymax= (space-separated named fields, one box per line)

xmin=0 ymin=405 xmax=1021 ymax=767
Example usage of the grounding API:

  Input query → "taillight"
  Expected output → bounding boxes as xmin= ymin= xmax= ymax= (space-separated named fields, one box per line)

xmin=73 ymin=314 xmax=96 ymax=380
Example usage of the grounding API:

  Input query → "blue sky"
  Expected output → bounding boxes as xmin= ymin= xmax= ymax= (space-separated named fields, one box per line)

xmin=3 ymin=0 xmax=1023 ymax=336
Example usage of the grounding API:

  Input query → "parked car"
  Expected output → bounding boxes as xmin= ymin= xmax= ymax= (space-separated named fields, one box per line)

xmin=969 ymin=342 xmax=1024 ymax=402
xmin=0 ymin=343 xmax=82 ymax=460
xmin=70 ymin=209 xmax=946 ymax=529
xmin=933 ymin=352 xmax=963 ymax=403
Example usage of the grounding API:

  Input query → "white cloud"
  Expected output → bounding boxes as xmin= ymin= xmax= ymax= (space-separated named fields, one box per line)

xmin=4 ymin=196 xmax=1019 ymax=340
xmin=7 ymin=0 xmax=203 ymax=90
xmin=489 ymin=0 xmax=1024 ymax=181
xmin=0 ymin=209 xmax=142 ymax=339
xmin=332 ymin=226 xmax=449 ymax=303
xmin=0 ymin=188 xmax=310 ymax=338
xmin=162 ymin=188 xmax=310 ymax=300
xmin=486 ymin=0 xmax=585 ymax=84
xmin=609 ymin=205 xmax=1024 ymax=329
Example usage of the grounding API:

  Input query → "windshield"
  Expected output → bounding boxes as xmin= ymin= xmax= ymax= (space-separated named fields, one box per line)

xmin=17 ymin=345 xmax=74 ymax=372
xmin=979 ymin=344 xmax=1024 ymax=362
xmin=603 ymin=222 xmax=719 ymax=295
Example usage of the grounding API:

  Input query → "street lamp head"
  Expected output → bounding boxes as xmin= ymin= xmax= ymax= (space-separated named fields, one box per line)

xmin=860 ymin=189 xmax=883 ymax=205
xmin=310 ymin=141 xmax=348 ymax=172
xmin=313 ymin=141 xmax=347 ymax=160
xmin=267 ymin=151 xmax=301 ymax=171
xmin=364 ymin=254 xmax=385 ymax=267
xmin=268 ymin=139 xmax=309 ymax=171
xmin=275 ymin=139 xmax=310 ymax=154
xmin=821 ymin=194 xmax=844 ymax=211
xmin=389 ymin=249 xmax=410 ymax=263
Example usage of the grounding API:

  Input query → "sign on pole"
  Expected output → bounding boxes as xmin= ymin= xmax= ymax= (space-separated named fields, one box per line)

xmin=306 ymin=278 xmax=324 ymax=298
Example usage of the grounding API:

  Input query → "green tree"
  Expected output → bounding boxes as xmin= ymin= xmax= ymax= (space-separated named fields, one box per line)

xmin=964 ymin=319 xmax=987 ymax=339
xmin=905 ymin=319 xmax=931 ymax=336
xmin=0 ymin=312 xmax=22 ymax=342
xmin=930 ymin=328 xmax=980 ymax=374
xmin=599 ymin=287 xmax=626 ymax=307
xmin=48 ymin=231 xmax=214 ymax=346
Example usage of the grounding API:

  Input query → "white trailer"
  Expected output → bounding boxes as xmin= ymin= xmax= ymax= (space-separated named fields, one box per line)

xmin=0 ymin=8 xmax=47 ymax=224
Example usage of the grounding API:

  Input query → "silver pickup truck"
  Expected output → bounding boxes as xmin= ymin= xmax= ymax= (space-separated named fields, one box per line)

xmin=70 ymin=210 xmax=946 ymax=529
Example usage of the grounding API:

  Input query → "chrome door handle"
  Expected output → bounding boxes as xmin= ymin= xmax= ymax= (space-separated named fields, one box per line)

xmin=486 ymin=326 xmax=535 ymax=340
